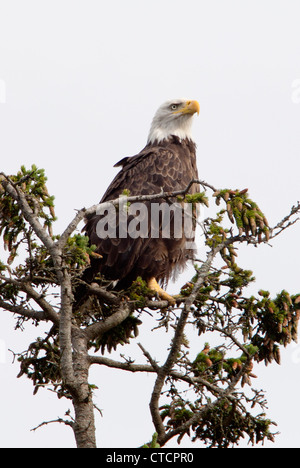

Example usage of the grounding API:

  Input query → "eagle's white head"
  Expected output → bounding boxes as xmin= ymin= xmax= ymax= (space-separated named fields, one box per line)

xmin=147 ymin=99 xmax=200 ymax=144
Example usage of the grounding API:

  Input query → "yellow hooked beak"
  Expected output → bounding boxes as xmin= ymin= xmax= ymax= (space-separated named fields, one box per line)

xmin=173 ymin=100 xmax=200 ymax=116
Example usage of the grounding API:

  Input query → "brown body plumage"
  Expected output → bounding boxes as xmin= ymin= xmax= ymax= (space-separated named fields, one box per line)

xmin=84 ymin=136 xmax=199 ymax=289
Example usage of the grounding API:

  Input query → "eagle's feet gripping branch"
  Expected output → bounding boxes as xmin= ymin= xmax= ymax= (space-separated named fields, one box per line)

xmin=147 ymin=277 xmax=176 ymax=306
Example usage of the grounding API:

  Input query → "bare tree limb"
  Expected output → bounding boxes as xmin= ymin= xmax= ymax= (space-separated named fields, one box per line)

xmin=138 ymin=343 xmax=161 ymax=373
xmin=270 ymin=201 xmax=300 ymax=239
xmin=0 ymin=274 xmax=59 ymax=325
xmin=89 ymin=355 xmax=154 ymax=373
xmin=31 ymin=417 xmax=74 ymax=432
xmin=0 ymin=299 xmax=47 ymax=321
xmin=84 ymin=302 xmax=132 ymax=342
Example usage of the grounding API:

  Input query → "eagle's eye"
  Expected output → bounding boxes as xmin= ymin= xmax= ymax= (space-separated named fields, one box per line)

xmin=170 ymin=104 xmax=178 ymax=111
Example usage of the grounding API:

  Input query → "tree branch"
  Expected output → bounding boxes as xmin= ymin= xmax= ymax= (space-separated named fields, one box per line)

xmin=0 ymin=275 xmax=59 ymax=325
xmin=270 ymin=201 xmax=300 ymax=239
xmin=31 ymin=416 xmax=74 ymax=432
xmin=83 ymin=282 xmax=121 ymax=305
xmin=84 ymin=301 xmax=132 ymax=342
xmin=0 ymin=299 xmax=47 ymax=321
xmin=89 ymin=355 xmax=154 ymax=373
xmin=138 ymin=343 xmax=161 ymax=373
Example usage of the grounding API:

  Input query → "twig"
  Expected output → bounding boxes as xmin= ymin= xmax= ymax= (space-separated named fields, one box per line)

xmin=138 ymin=343 xmax=161 ymax=373
xmin=31 ymin=417 xmax=74 ymax=432
xmin=270 ymin=201 xmax=300 ymax=239
xmin=89 ymin=355 xmax=154 ymax=373
xmin=88 ymin=353 xmax=233 ymax=398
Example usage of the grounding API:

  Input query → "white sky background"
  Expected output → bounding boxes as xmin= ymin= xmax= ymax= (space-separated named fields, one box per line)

xmin=0 ymin=0 xmax=299 ymax=448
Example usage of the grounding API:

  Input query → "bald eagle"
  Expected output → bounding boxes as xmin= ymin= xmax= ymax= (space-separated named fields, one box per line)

xmin=83 ymin=99 xmax=200 ymax=303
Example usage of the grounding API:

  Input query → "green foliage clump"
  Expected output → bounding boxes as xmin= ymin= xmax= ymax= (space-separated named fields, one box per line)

xmin=0 ymin=165 xmax=56 ymax=265
xmin=128 ymin=276 xmax=156 ymax=307
xmin=64 ymin=234 xmax=98 ymax=269
xmin=192 ymin=400 xmax=276 ymax=448
xmin=159 ymin=397 xmax=276 ymax=447
xmin=242 ymin=290 xmax=300 ymax=365
xmin=160 ymin=399 xmax=195 ymax=443
xmin=184 ymin=191 xmax=209 ymax=207
xmin=142 ymin=432 xmax=160 ymax=448
xmin=213 ymin=188 xmax=269 ymax=241
xmin=192 ymin=343 xmax=258 ymax=387
xmin=16 ymin=333 xmax=66 ymax=398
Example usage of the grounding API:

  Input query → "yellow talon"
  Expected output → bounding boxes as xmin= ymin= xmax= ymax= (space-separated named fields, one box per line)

xmin=147 ymin=277 xmax=176 ymax=305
